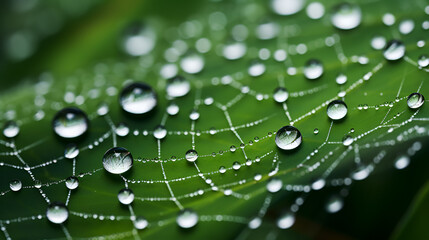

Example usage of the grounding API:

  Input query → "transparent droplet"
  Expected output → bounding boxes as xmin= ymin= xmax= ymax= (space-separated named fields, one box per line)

xmin=306 ymin=2 xmax=325 ymax=19
xmin=383 ymin=40 xmax=405 ymax=61
xmin=273 ymin=87 xmax=289 ymax=103
xmin=134 ymin=216 xmax=148 ymax=230
xmin=326 ymin=196 xmax=343 ymax=213
xmin=219 ymin=166 xmax=226 ymax=173
xmin=116 ymin=123 xmax=129 ymax=137
xmin=189 ymin=109 xmax=200 ymax=120
xmin=119 ymin=82 xmax=157 ymax=114
xmin=399 ymin=19 xmax=414 ymax=35
xmin=277 ymin=212 xmax=295 ymax=229
xmin=230 ymin=145 xmax=237 ymax=152
xmin=342 ymin=135 xmax=354 ymax=146
xmin=313 ymin=128 xmax=319 ymax=135
xmin=3 ymin=121 xmax=19 ymax=138
xmin=185 ymin=149 xmax=198 ymax=162
xmin=177 ymin=209 xmax=198 ymax=228
xmin=256 ymin=22 xmax=279 ymax=40
xmin=52 ymin=107 xmax=89 ymax=138
xmin=232 ymin=161 xmax=241 ymax=170
xmin=64 ymin=144 xmax=79 ymax=160
xmin=102 ymin=147 xmax=133 ymax=174
xmin=223 ymin=42 xmax=247 ymax=60
xmin=180 ymin=53 xmax=204 ymax=74
xmin=248 ymin=62 xmax=266 ymax=77
xmin=65 ymin=176 xmax=79 ymax=190
xmin=352 ymin=165 xmax=370 ymax=180
xmin=153 ymin=125 xmax=167 ymax=140
xmin=9 ymin=179 xmax=22 ymax=192
xmin=407 ymin=93 xmax=424 ymax=109
xmin=248 ymin=217 xmax=262 ymax=229
xmin=327 ymin=100 xmax=348 ymax=120
xmin=331 ymin=3 xmax=362 ymax=30
xmin=34 ymin=180 xmax=42 ymax=189
xmin=418 ymin=55 xmax=429 ymax=68
xmin=304 ymin=59 xmax=323 ymax=80
xmin=46 ymin=202 xmax=69 ymax=224
xmin=394 ymin=155 xmax=410 ymax=169
xmin=160 ymin=63 xmax=178 ymax=79
xmin=166 ymin=76 xmax=190 ymax=98
xmin=267 ymin=178 xmax=283 ymax=193
xmin=371 ymin=36 xmax=386 ymax=50
xmin=122 ymin=23 xmax=156 ymax=56
xmin=118 ymin=188 xmax=134 ymax=205
xmin=335 ymin=73 xmax=347 ymax=85
xmin=271 ymin=0 xmax=305 ymax=16
xmin=167 ymin=102 xmax=179 ymax=116
xmin=275 ymin=126 xmax=302 ymax=150
xmin=97 ymin=102 xmax=109 ymax=116
xmin=311 ymin=178 xmax=325 ymax=190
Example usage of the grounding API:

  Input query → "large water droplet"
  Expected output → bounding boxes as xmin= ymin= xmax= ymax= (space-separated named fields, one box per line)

xmin=331 ymin=3 xmax=362 ymax=30
xmin=3 ymin=121 xmax=20 ymax=138
xmin=326 ymin=196 xmax=344 ymax=213
xmin=383 ymin=40 xmax=405 ymax=61
xmin=185 ymin=149 xmax=198 ymax=162
xmin=407 ymin=93 xmax=424 ymax=109
xmin=119 ymin=82 xmax=157 ymax=114
xmin=223 ymin=42 xmax=247 ymax=60
xmin=271 ymin=0 xmax=305 ymax=16
xmin=177 ymin=209 xmax=198 ymax=228
xmin=275 ymin=126 xmax=302 ymax=150
xmin=134 ymin=216 xmax=148 ymax=230
xmin=102 ymin=147 xmax=133 ymax=174
xmin=327 ymin=100 xmax=348 ymax=120
xmin=46 ymin=202 xmax=69 ymax=224
xmin=277 ymin=212 xmax=295 ymax=229
xmin=267 ymin=178 xmax=283 ymax=193
xmin=9 ymin=179 xmax=22 ymax=192
xmin=65 ymin=176 xmax=79 ymax=190
xmin=180 ymin=53 xmax=204 ymax=74
xmin=52 ymin=107 xmax=89 ymax=138
xmin=273 ymin=87 xmax=289 ymax=103
xmin=118 ymin=188 xmax=134 ymax=205
xmin=304 ymin=59 xmax=323 ymax=80
xmin=153 ymin=125 xmax=167 ymax=139
xmin=122 ymin=23 xmax=156 ymax=56
xmin=166 ymin=76 xmax=191 ymax=98
xmin=64 ymin=143 xmax=79 ymax=159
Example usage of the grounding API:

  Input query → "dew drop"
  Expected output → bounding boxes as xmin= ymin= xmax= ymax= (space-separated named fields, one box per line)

xmin=394 ymin=155 xmax=410 ymax=169
xmin=248 ymin=217 xmax=262 ymax=229
xmin=134 ymin=216 xmax=148 ymax=230
xmin=230 ymin=145 xmax=237 ymax=152
xmin=313 ymin=128 xmax=319 ymax=135
xmin=166 ymin=76 xmax=190 ymax=98
xmin=326 ymin=196 xmax=344 ymax=213
xmin=189 ymin=109 xmax=200 ymax=120
xmin=407 ymin=93 xmax=424 ymax=109
xmin=275 ymin=126 xmax=302 ymax=150
xmin=399 ymin=19 xmax=414 ymax=35
xmin=383 ymin=40 xmax=405 ymax=61
xmin=352 ymin=165 xmax=370 ymax=180
xmin=180 ymin=53 xmax=204 ymax=74
xmin=46 ymin=202 xmax=69 ymax=224
xmin=219 ymin=166 xmax=226 ymax=173
xmin=3 ymin=121 xmax=19 ymax=138
xmin=166 ymin=102 xmax=179 ymax=116
xmin=9 ymin=179 xmax=22 ymax=192
xmin=102 ymin=147 xmax=133 ymax=174
xmin=248 ymin=61 xmax=266 ymax=77
xmin=52 ymin=107 xmax=89 ymax=138
xmin=418 ymin=55 xmax=429 ymax=68
xmin=122 ymin=23 xmax=156 ymax=56
xmin=177 ymin=209 xmax=198 ymax=228
xmin=327 ymin=100 xmax=348 ymax=120
xmin=271 ymin=0 xmax=305 ymax=16
xmin=335 ymin=73 xmax=347 ymax=85
xmin=65 ymin=176 xmax=79 ymax=190
xmin=115 ymin=123 xmax=129 ymax=137
xmin=342 ymin=135 xmax=354 ymax=146
xmin=273 ymin=87 xmax=289 ymax=103
xmin=371 ymin=36 xmax=386 ymax=50
xmin=266 ymin=178 xmax=283 ymax=193
xmin=277 ymin=212 xmax=295 ymax=229
xmin=118 ymin=188 xmax=134 ymax=205
xmin=331 ymin=3 xmax=362 ymax=30
xmin=223 ymin=42 xmax=247 ymax=60
xmin=311 ymin=179 xmax=325 ymax=190
xmin=97 ymin=102 xmax=109 ymax=116
xmin=306 ymin=2 xmax=325 ymax=19
xmin=185 ymin=149 xmax=198 ymax=162
xmin=304 ymin=59 xmax=323 ymax=80
xmin=119 ymin=82 xmax=157 ymax=115
xmin=232 ymin=161 xmax=241 ymax=170
xmin=153 ymin=125 xmax=167 ymax=139
xmin=64 ymin=145 xmax=79 ymax=159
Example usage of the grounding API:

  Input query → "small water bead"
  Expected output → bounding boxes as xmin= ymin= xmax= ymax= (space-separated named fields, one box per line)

xmin=122 ymin=23 xmax=156 ymax=56
xmin=115 ymin=123 xmax=129 ymax=137
xmin=180 ymin=53 xmax=204 ymax=74
xmin=64 ymin=143 xmax=79 ymax=160
xmin=166 ymin=76 xmax=190 ymax=98
xmin=97 ymin=102 xmax=109 ymax=116
xmin=189 ymin=109 xmax=200 ymax=120
xmin=383 ymin=40 xmax=405 ymax=61
xmin=395 ymin=155 xmax=410 ymax=169
xmin=219 ymin=166 xmax=226 ymax=173
xmin=248 ymin=217 xmax=262 ymax=229
xmin=65 ymin=176 xmax=79 ymax=190
xmin=352 ymin=165 xmax=370 ymax=180
xmin=134 ymin=216 xmax=148 ymax=230
xmin=118 ymin=188 xmax=134 ymax=205
xmin=119 ymin=82 xmax=157 ymax=115
xmin=9 ymin=179 xmax=22 ymax=192
xmin=342 ymin=135 xmax=354 ymax=146
xmin=102 ymin=147 xmax=133 ymax=174
xmin=277 ymin=212 xmax=295 ymax=229
xmin=399 ymin=19 xmax=414 ymax=35
xmin=304 ymin=59 xmax=323 ymax=80
xmin=248 ymin=62 xmax=266 ymax=77
xmin=271 ymin=0 xmax=305 ymax=16
xmin=223 ymin=42 xmax=247 ymax=60
xmin=46 ymin=202 xmax=69 ymax=224
xmin=153 ymin=125 xmax=167 ymax=140
xmin=306 ymin=2 xmax=325 ymax=19
xmin=335 ymin=73 xmax=347 ymax=85
xmin=382 ymin=13 xmax=395 ymax=26
xmin=327 ymin=100 xmax=348 ymax=120
xmin=177 ymin=209 xmax=198 ymax=228
xmin=3 ymin=121 xmax=19 ymax=138
xmin=371 ymin=36 xmax=386 ymax=50
xmin=418 ymin=55 xmax=429 ymax=68
xmin=311 ymin=179 xmax=325 ymax=190
xmin=230 ymin=145 xmax=237 ymax=152
xmin=34 ymin=180 xmax=42 ymax=188
xmin=331 ymin=3 xmax=362 ymax=30
xmin=52 ymin=107 xmax=89 ymax=138
xmin=185 ymin=149 xmax=198 ymax=162
xmin=313 ymin=128 xmax=319 ymax=135
xmin=166 ymin=102 xmax=179 ymax=116
xmin=275 ymin=126 xmax=302 ymax=150
xmin=266 ymin=178 xmax=283 ymax=193
xmin=407 ymin=93 xmax=425 ymax=109
xmin=232 ymin=161 xmax=241 ymax=170
xmin=204 ymin=97 xmax=214 ymax=105
xmin=160 ymin=63 xmax=178 ymax=79
xmin=326 ymin=196 xmax=344 ymax=213
xmin=273 ymin=87 xmax=289 ymax=103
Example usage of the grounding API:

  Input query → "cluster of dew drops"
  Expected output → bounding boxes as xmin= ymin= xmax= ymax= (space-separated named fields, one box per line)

xmin=2 ymin=0 xmax=428 ymax=232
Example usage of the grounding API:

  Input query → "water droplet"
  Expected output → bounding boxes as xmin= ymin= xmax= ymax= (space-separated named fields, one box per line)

xmin=118 ymin=188 xmax=134 ymax=205
xmin=248 ymin=61 xmax=266 ymax=77
xmin=327 ymin=100 xmax=348 ymax=120
xmin=102 ymin=147 xmax=133 ymax=174
xmin=407 ymin=93 xmax=425 ymax=109
xmin=399 ymin=19 xmax=414 ymax=35
xmin=180 ymin=53 xmax=204 ymax=74
xmin=383 ymin=40 xmax=405 ymax=61
xmin=65 ymin=176 xmax=79 ymax=190
xmin=232 ymin=161 xmax=241 ymax=170
xmin=326 ymin=196 xmax=343 ymax=213
xmin=304 ymin=59 xmax=323 ymax=80
xmin=134 ymin=216 xmax=148 ymax=230
xmin=223 ymin=42 xmax=247 ymax=60
xmin=230 ymin=145 xmax=237 ymax=152
xmin=3 ymin=121 xmax=19 ymax=138
xmin=275 ymin=126 xmax=302 ymax=150
xmin=382 ymin=13 xmax=395 ymax=26
xmin=177 ymin=209 xmax=198 ymax=228
xmin=273 ymin=87 xmax=289 ymax=103
xmin=394 ymin=155 xmax=410 ymax=169
xmin=248 ymin=217 xmax=262 ymax=229
xmin=153 ymin=125 xmax=167 ymax=139
xmin=331 ymin=3 xmax=362 ymax=30
xmin=97 ymin=102 xmax=109 ymax=116
xmin=277 ymin=212 xmax=295 ymax=229
xmin=352 ymin=165 xmax=370 ymax=180
xmin=64 ymin=144 xmax=79 ymax=160
xmin=189 ymin=109 xmax=200 ymax=120
xmin=9 ymin=179 xmax=22 ymax=192
xmin=46 ymin=202 xmax=69 ymax=224
xmin=371 ymin=36 xmax=386 ymax=50
xmin=271 ymin=0 xmax=305 ymax=16
xmin=418 ymin=55 xmax=429 ymax=68
xmin=342 ymin=135 xmax=354 ymax=146
xmin=311 ymin=179 xmax=325 ymax=190
xmin=34 ymin=180 xmax=42 ymax=188
xmin=267 ymin=178 xmax=283 ymax=193
xmin=335 ymin=73 xmax=347 ymax=85
xmin=306 ymin=2 xmax=325 ymax=19
xmin=122 ymin=23 xmax=156 ymax=56
xmin=52 ymin=107 xmax=89 ymax=138
xmin=185 ymin=149 xmax=198 ymax=162
xmin=219 ymin=166 xmax=226 ymax=173
xmin=167 ymin=102 xmax=179 ymax=116
xmin=116 ymin=123 xmax=129 ymax=137
xmin=313 ymin=128 xmax=319 ymax=135
xmin=119 ymin=82 xmax=157 ymax=114
xmin=166 ymin=76 xmax=191 ymax=98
